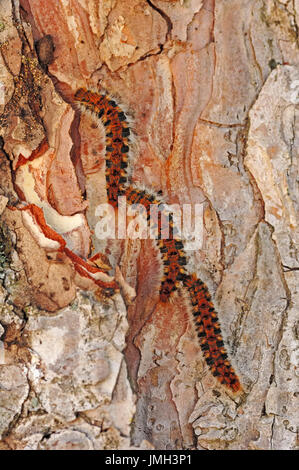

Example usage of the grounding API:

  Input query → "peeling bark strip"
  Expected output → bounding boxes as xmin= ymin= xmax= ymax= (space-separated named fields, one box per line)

xmin=8 ymin=203 xmax=118 ymax=291
xmin=74 ymin=88 xmax=241 ymax=393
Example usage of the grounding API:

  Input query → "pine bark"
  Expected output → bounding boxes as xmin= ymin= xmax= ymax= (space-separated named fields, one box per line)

xmin=0 ymin=0 xmax=298 ymax=450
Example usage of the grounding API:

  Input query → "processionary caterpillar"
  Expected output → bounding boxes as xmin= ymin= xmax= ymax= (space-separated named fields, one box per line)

xmin=74 ymin=87 xmax=242 ymax=393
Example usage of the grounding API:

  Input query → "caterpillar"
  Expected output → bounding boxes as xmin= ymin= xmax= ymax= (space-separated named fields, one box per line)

xmin=74 ymin=87 xmax=242 ymax=393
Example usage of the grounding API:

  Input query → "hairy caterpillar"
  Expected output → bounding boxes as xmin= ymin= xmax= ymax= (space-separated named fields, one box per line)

xmin=74 ymin=87 xmax=242 ymax=393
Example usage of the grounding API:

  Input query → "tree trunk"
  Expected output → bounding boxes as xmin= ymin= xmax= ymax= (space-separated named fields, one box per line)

xmin=0 ymin=0 xmax=298 ymax=450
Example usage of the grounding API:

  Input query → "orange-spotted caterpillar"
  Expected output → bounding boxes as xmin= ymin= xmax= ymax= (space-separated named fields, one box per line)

xmin=74 ymin=87 xmax=242 ymax=393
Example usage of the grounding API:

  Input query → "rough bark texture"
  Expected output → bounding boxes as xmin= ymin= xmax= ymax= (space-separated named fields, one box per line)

xmin=0 ymin=0 xmax=298 ymax=450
